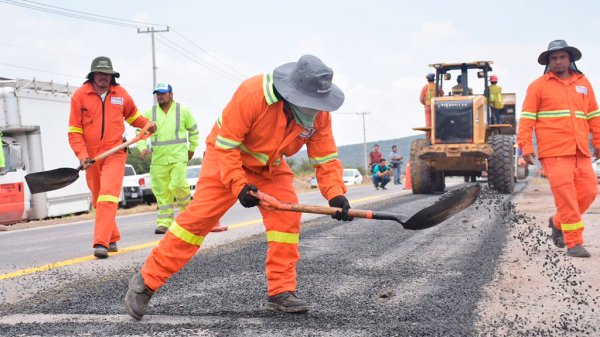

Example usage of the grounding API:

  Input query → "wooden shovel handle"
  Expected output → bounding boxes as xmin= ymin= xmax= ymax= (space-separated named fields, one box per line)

xmin=89 ymin=123 xmax=153 ymax=164
xmin=251 ymin=190 xmax=373 ymax=219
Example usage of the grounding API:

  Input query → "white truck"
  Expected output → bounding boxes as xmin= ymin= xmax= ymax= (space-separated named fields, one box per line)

xmin=0 ymin=78 xmax=92 ymax=225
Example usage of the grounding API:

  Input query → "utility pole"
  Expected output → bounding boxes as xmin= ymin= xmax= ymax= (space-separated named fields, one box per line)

xmin=137 ymin=26 xmax=170 ymax=94
xmin=356 ymin=112 xmax=371 ymax=175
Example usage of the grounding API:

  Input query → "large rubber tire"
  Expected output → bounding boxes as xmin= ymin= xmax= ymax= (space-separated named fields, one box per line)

xmin=488 ymin=135 xmax=515 ymax=194
xmin=410 ymin=139 xmax=436 ymax=194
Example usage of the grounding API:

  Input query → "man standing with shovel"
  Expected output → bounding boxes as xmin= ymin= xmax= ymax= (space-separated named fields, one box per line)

xmin=125 ymin=54 xmax=353 ymax=318
xmin=68 ymin=56 xmax=156 ymax=259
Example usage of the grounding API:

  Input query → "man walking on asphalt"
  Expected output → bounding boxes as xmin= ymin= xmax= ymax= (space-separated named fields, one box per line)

xmin=518 ymin=40 xmax=600 ymax=258
xmin=68 ymin=56 xmax=156 ymax=258
xmin=125 ymin=54 xmax=354 ymax=319
xmin=137 ymin=83 xmax=200 ymax=234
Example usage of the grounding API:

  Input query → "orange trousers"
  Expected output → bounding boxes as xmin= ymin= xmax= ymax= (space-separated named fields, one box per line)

xmin=85 ymin=151 xmax=126 ymax=248
xmin=141 ymin=148 xmax=302 ymax=296
xmin=424 ymin=106 xmax=432 ymax=140
xmin=541 ymin=153 xmax=597 ymax=248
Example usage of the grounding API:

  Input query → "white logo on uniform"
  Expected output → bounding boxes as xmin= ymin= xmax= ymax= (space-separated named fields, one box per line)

xmin=299 ymin=127 xmax=316 ymax=139
xmin=576 ymin=86 xmax=588 ymax=95
xmin=111 ymin=97 xmax=124 ymax=105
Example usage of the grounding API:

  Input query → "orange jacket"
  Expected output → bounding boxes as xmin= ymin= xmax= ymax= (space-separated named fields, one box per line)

xmin=207 ymin=73 xmax=346 ymax=200
xmin=420 ymin=83 xmax=444 ymax=106
xmin=518 ymin=71 xmax=600 ymax=158
xmin=68 ymin=82 xmax=149 ymax=161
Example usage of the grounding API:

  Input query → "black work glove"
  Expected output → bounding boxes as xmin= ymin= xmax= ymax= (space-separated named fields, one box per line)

xmin=238 ymin=184 xmax=260 ymax=208
xmin=328 ymin=195 xmax=354 ymax=221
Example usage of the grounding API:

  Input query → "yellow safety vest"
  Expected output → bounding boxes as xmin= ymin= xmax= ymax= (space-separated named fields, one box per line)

xmin=489 ymin=84 xmax=504 ymax=109
xmin=425 ymin=83 xmax=437 ymax=105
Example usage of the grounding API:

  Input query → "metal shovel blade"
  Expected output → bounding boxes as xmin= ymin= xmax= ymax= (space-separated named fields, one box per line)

xmin=25 ymin=167 xmax=82 ymax=194
xmin=401 ymin=184 xmax=481 ymax=230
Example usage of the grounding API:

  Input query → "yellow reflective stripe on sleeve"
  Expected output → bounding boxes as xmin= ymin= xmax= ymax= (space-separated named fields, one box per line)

xmin=537 ymin=110 xmax=571 ymax=118
xmin=169 ymin=222 xmax=205 ymax=246
xmin=240 ymin=143 xmax=269 ymax=165
xmin=263 ymin=72 xmax=278 ymax=105
xmin=216 ymin=135 xmax=241 ymax=150
xmin=126 ymin=112 xmax=141 ymax=124
xmin=561 ymin=221 xmax=584 ymax=231
xmin=309 ymin=152 xmax=338 ymax=166
xmin=575 ymin=111 xmax=586 ymax=119
xmin=266 ymin=230 xmax=299 ymax=244
xmin=587 ymin=110 xmax=600 ymax=120
xmin=68 ymin=126 xmax=83 ymax=134
xmin=97 ymin=195 xmax=119 ymax=203
xmin=217 ymin=115 xmax=222 ymax=128
xmin=520 ymin=112 xmax=537 ymax=120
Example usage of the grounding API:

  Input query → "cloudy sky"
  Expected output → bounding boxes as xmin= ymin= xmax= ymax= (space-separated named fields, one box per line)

xmin=1 ymin=0 xmax=599 ymax=155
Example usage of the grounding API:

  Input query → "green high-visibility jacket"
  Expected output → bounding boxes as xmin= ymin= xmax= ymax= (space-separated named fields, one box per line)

xmin=489 ymin=84 xmax=504 ymax=109
xmin=137 ymin=101 xmax=199 ymax=164
xmin=0 ymin=131 xmax=5 ymax=168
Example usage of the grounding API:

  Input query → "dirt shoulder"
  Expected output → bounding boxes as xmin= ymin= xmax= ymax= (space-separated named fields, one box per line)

xmin=476 ymin=177 xmax=600 ymax=336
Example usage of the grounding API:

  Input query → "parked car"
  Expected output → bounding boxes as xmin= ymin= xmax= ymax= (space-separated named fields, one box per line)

xmin=343 ymin=168 xmax=363 ymax=185
xmin=139 ymin=173 xmax=156 ymax=204
xmin=311 ymin=168 xmax=363 ymax=188
xmin=120 ymin=164 xmax=144 ymax=208
xmin=187 ymin=165 xmax=202 ymax=193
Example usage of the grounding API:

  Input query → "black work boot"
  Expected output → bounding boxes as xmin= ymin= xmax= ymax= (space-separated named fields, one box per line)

xmin=567 ymin=244 xmax=591 ymax=258
xmin=108 ymin=242 xmax=118 ymax=252
xmin=548 ymin=216 xmax=565 ymax=248
xmin=124 ymin=272 xmax=154 ymax=321
xmin=94 ymin=245 xmax=108 ymax=259
xmin=267 ymin=291 xmax=309 ymax=313
xmin=155 ymin=226 xmax=168 ymax=234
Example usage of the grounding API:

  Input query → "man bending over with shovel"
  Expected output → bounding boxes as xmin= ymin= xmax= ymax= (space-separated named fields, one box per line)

xmin=68 ymin=56 xmax=156 ymax=259
xmin=125 ymin=54 xmax=353 ymax=318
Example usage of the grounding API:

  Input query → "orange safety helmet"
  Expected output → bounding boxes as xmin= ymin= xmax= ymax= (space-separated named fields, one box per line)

xmin=490 ymin=75 xmax=498 ymax=83
xmin=425 ymin=73 xmax=435 ymax=82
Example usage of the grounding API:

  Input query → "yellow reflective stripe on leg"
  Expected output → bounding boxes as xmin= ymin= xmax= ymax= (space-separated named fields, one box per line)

xmin=169 ymin=222 xmax=205 ymax=246
xmin=561 ymin=221 xmax=584 ymax=231
xmin=97 ymin=195 xmax=119 ymax=203
xmin=266 ymin=230 xmax=299 ymax=244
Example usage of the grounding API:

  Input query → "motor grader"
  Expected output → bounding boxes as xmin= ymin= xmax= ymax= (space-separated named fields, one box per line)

xmin=411 ymin=61 xmax=517 ymax=194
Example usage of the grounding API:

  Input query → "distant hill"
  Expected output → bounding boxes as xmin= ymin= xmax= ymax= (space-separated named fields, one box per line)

xmin=289 ymin=134 xmax=425 ymax=171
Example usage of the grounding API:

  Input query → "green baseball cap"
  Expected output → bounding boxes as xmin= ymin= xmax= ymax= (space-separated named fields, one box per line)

xmin=87 ymin=56 xmax=120 ymax=78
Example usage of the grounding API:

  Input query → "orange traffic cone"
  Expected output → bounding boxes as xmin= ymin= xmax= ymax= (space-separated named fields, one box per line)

xmin=403 ymin=160 xmax=412 ymax=190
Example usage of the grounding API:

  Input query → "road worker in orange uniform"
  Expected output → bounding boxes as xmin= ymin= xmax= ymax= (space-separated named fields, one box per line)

xmin=518 ymin=40 xmax=600 ymax=258
xmin=125 ymin=55 xmax=353 ymax=319
xmin=68 ymin=56 xmax=156 ymax=259
xmin=419 ymin=73 xmax=444 ymax=140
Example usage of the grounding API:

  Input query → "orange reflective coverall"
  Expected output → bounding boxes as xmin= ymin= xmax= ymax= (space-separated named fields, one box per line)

xmin=419 ymin=83 xmax=444 ymax=139
xmin=141 ymin=74 xmax=347 ymax=296
xmin=518 ymin=71 xmax=600 ymax=248
xmin=68 ymin=82 xmax=150 ymax=248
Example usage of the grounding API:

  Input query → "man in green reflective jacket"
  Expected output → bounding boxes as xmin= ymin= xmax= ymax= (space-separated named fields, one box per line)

xmin=138 ymin=83 xmax=199 ymax=234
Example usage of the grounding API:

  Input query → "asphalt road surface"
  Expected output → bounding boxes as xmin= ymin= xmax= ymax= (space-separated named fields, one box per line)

xmin=0 ymin=180 xmax=525 ymax=336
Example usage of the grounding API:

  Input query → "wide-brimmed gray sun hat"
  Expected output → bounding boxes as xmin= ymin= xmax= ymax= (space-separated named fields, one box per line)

xmin=538 ymin=40 xmax=582 ymax=65
xmin=273 ymin=54 xmax=344 ymax=111
xmin=87 ymin=56 xmax=120 ymax=78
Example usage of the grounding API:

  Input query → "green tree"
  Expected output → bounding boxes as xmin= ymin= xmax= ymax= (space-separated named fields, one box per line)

xmin=126 ymin=147 xmax=151 ymax=174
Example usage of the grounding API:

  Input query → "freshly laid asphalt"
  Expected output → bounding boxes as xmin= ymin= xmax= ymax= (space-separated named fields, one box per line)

xmin=0 ymin=183 xmax=521 ymax=336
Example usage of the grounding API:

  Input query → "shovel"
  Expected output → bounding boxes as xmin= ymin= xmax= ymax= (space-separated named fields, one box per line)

xmin=25 ymin=124 xmax=153 ymax=194
xmin=251 ymin=184 xmax=481 ymax=230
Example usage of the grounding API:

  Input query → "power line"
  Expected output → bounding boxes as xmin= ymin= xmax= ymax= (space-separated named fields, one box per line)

xmin=171 ymin=28 xmax=248 ymax=79
xmin=155 ymin=35 xmax=242 ymax=83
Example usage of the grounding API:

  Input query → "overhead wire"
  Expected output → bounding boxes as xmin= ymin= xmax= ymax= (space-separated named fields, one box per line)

xmin=0 ymin=0 xmax=245 ymax=83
